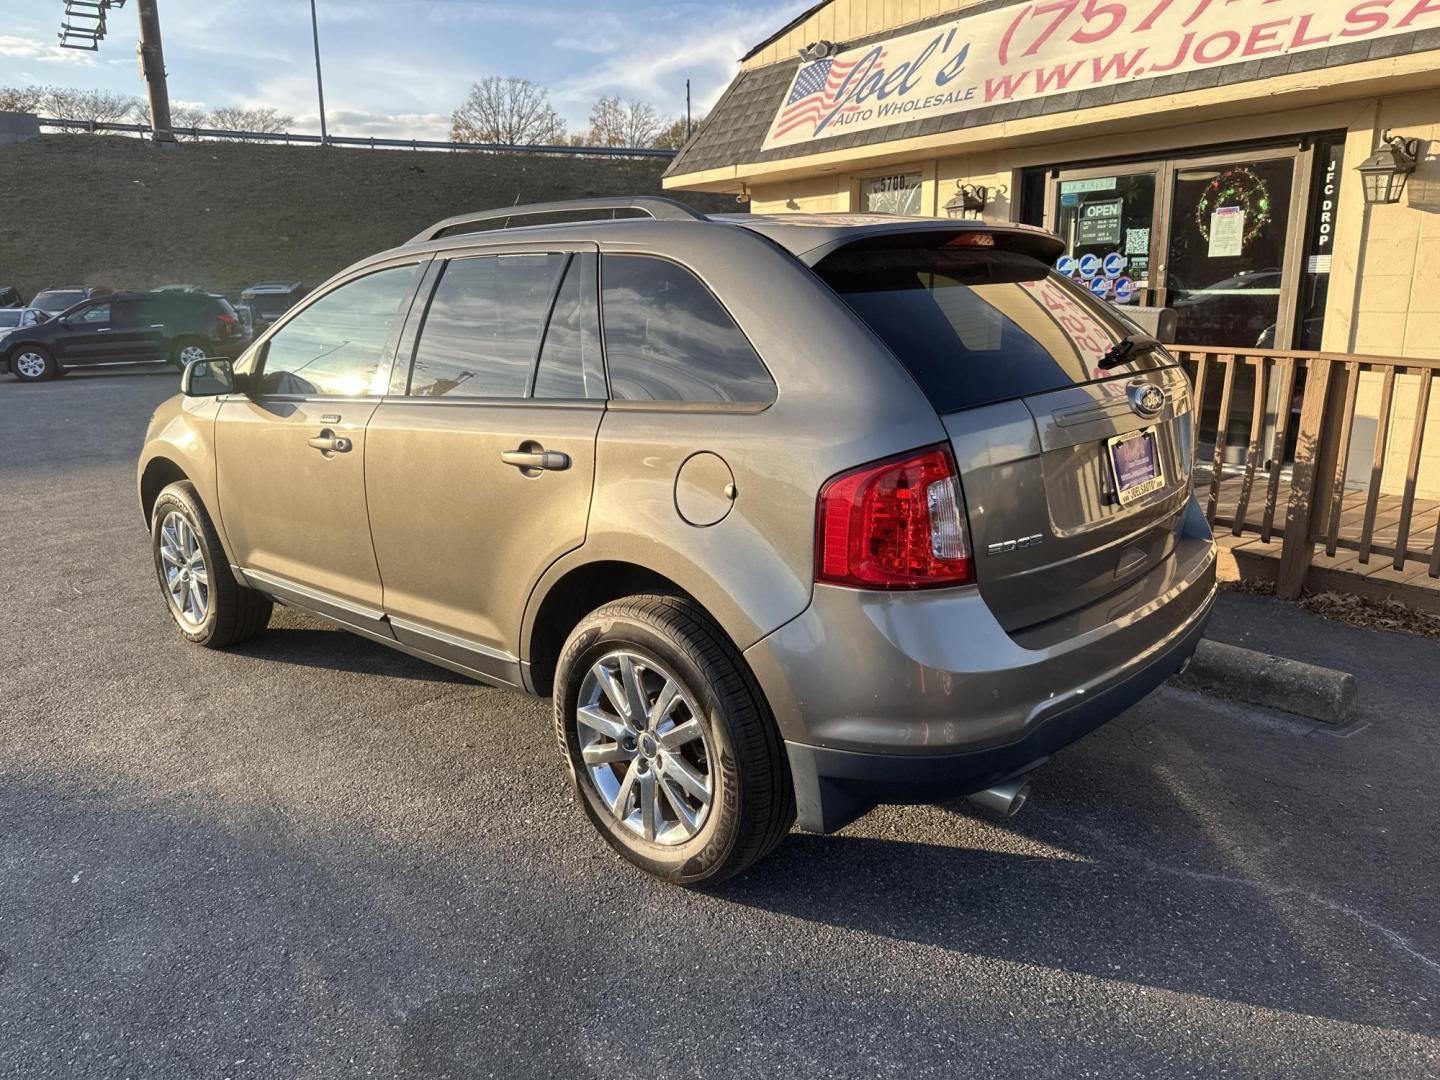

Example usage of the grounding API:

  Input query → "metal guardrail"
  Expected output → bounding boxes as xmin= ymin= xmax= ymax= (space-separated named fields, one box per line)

xmin=36 ymin=117 xmax=678 ymax=158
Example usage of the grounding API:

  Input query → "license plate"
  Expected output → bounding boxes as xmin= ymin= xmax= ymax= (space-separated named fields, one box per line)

xmin=1107 ymin=427 xmax=1165 ymax=505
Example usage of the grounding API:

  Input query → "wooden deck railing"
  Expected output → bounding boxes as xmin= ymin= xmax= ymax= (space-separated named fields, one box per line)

xmin=1174 ymin=347 xmax=1440 ymax=598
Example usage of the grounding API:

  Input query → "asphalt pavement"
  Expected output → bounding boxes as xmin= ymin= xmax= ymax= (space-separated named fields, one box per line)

xmin=1 ymin=368 xmax=1437 ymax=1079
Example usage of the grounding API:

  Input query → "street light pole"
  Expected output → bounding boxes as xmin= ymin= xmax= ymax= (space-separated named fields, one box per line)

xmin=309 ymin=0 xmax=328 ymax=145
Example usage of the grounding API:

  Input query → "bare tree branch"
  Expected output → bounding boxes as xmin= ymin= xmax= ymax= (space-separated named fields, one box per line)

xmin=451 ymin=77 xmax=566 ymax=147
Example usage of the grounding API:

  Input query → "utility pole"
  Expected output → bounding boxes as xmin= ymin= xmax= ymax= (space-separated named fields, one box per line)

xmin=134 ymin=0 xmax=174 ymax=142
xmin=685 ymin=79 xmax=692 ymax=138
xmin=310 ymin=0 xmax=329 ymax=144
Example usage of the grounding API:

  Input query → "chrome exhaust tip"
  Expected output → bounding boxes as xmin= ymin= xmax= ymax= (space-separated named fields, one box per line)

xmin=966 ymin=776 xmax=1031 ymax=817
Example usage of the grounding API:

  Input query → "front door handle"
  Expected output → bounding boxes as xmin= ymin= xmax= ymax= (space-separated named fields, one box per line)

xmin=501 ymin=448 xmax=570 ymax=471
xmin=308 ymin=430 xmax=353 ymax=454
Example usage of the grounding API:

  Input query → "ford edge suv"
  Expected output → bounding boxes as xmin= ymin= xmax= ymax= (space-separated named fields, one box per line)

xmin=136 ymin=197 xmax=1216 ymax=884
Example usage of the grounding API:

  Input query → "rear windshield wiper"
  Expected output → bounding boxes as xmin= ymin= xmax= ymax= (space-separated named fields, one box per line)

xmin=1098 ymin=333 xmax=1163 ymax=371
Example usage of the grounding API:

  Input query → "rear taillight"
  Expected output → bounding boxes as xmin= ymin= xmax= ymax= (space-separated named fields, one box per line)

xmin=217 ymin=312 xmax=238 ymax=336
xmin=816 ymin=444 xmax=974 ymax=589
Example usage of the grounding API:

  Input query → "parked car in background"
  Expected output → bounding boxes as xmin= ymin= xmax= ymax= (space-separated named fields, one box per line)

xmin=136 ymin=197 xmax=1216 ymax=884
xmin=30 ymin=285 xmax=112 ymax=316
xmin=0 ymin=286 xmax=23 ymax=308
xmin=239 ymin=281 xmax=305 ymax=329
xmin=0 ymin=307 xmax=48 ymax=332
xmin=4 ymin=290 xmax=245 ymax=381
xmin=152 ymin=284 xmax=203 ymax=294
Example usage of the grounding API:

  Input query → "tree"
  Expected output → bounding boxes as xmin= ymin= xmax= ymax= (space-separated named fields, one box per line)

xmin=40 ymin=86 xmax=142 ymax=125
xmin=0 ymin=85 xmax=141 ymax=125
xmin=168 ymin=104 xmax=212 ymax=140
xmin=451 ymin=76 xmax=566 ymax=147
xmin=0 ymin=85 xmax=45 ymax=113
xmin=207 ymin=106 xmax=294 ymax=138
xmin=585 ymin=96 xmax=662 ymax=148
xmin=652 ymin=114 xmax=703 ymax=150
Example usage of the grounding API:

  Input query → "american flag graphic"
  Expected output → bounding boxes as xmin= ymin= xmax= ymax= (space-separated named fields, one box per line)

xmin=773 ymin=53 xmax=881 ymax=138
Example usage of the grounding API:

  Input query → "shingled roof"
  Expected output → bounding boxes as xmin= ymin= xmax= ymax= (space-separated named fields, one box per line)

xmin=666 ymin=3 xmax=1440 ymax=182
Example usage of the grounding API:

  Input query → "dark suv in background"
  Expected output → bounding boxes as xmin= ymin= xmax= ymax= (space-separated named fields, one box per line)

xmin=3 ymin=290 xmax=246 ymax=381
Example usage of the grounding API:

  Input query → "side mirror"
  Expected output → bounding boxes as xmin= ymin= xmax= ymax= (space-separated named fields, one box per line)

xmin=181 ymin=357 xmax=236 ymax=397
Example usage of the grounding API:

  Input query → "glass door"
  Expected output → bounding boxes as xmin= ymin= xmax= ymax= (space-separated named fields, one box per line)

xmin=1162 ymin=152 xmax=1299 ymax=349
xmin=1046 ymin=166 xmax=1161 ymax=310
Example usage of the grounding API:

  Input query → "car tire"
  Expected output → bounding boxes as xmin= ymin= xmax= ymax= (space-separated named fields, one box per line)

xmin=170 ymin=336 xmax=211 ymax=370
xmin=150 ymin=480 xmax=272 ymax=648
xmin=10 ymin=346 xmax=57 ymax=382
xmin=554 ymin=595 xmax=795 ymax=886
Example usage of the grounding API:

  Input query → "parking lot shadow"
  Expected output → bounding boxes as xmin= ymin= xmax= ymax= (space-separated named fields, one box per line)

xmin=711 ymin=739 xmax=1440 ymax=1039
xmin=232 ymin=612 xmax=470 ymax=685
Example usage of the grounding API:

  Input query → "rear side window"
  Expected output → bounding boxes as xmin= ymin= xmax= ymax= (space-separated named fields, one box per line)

xmin=410 ymin=253 xmax=567 ymax=399
xmin=814 ymin=239 xmax=1168 ymax=412
xmin=601 ymin=254 xmax=774 ymax=405
xmin=259 ymin=264 xmax=417 ymax=397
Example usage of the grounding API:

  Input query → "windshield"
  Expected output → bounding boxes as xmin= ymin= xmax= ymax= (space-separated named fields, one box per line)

xmin=814 ymin=239 xmax=1172 ymax=412
xmin=33 ymin=290 xmax=86 ymax=313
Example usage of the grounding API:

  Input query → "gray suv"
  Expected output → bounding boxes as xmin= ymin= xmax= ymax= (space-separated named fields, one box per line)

xmin=137 ymin=197 xmax=1216 ymax=884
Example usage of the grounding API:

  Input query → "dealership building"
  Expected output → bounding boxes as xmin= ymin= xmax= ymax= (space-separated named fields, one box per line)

xmin=666 ymin=0 xmax=1440 ymax=363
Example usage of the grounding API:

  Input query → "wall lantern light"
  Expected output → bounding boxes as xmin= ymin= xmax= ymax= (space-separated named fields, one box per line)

xmin=1356 ymin=131 xmax=1421 ymax=206
xmin=944 ymin=183 xmax=989 ymax=218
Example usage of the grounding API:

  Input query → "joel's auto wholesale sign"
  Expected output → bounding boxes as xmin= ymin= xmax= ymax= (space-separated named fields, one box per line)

xmin=763 ymin=0 xmax=1440 ymax=150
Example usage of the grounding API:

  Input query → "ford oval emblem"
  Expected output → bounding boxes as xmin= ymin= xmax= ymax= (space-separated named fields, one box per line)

xmin=1128 ymin=382 xmax=1166 ymax=418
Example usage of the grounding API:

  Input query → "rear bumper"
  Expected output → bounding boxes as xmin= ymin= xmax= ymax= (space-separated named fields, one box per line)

xmin=744 ymin=501 xmax=1216 ymax=832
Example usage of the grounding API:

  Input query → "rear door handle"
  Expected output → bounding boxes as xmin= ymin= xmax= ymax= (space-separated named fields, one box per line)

xmin=501 ymin=448 xmax=570 ymax=471
xmin=308 ymin=430 xmax=352 ymax=454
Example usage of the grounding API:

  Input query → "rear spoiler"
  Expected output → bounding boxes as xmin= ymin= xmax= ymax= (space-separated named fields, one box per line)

xmin=797 ymin=224 xmax=1065 ymax=267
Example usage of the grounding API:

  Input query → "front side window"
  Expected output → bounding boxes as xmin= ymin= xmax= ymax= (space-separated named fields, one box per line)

xmin=258 ymin=264 xmax=417 ymax=397
xmin=72 ymin=302 xmax=110 ymax=325
xmin=600 ymin=255 xmax=774 ymax=405
xmin=409 ymin=253 xmax=567 ymax=399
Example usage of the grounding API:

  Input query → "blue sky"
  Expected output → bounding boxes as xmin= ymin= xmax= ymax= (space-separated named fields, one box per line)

xmin=1 ymin=0 xmax=807 ymax=137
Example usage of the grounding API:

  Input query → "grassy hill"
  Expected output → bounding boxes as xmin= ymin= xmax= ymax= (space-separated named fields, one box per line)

xmin=0 ymin=135 xmax=731 ymax=299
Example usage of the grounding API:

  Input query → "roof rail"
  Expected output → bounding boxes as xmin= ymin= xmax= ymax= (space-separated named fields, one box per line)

xmin=409 ymin=197 xmax=709 ymax=244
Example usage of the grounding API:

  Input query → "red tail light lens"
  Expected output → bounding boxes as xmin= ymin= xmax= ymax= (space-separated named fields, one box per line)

xmin=217 ymin=312 xmax=238 ymax=325
xmin=816 ymin=444 xmax=974 ymax=589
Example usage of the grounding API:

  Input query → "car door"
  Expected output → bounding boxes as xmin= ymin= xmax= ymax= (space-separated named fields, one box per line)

xmin=365 ymin=246 xmax=605 ymax=686
xmin=54 ymin=300 xmax=120 ymax=365
xmin=126 ymin=295 xmax=170 ymax=361
xmin=214 ymin=260 xmax=424 ymax=627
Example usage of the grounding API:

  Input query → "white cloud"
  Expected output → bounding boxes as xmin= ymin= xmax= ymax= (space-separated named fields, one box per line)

xmin=0 ymin=34 xmax=98 ymax=66
xmin=549 ymin=5 xmax=808 ymax=122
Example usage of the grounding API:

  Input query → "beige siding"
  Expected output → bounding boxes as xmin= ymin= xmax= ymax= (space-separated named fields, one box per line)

xmin=742 ymin=0 xmax=987 ymax=71
xmin=1337 ymin=89 xmax=1440 ymax=499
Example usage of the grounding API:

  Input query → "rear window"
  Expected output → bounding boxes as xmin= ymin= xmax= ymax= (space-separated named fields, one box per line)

xmin=33 ymin=290 xmax=85 ymax=313
xmin=813 ymin=238 xmax=1169 ymax=412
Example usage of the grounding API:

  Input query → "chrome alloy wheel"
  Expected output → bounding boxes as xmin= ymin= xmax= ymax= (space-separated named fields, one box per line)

xmin=158 ymin=510 xmax=209 ymax=626
xmin=576 ymin=650 xmax=715 ymax=845
xmin=178 ymin=344 xmax=207 ymax=365
xmin=14 ymin=351 xmax=47 ymax=379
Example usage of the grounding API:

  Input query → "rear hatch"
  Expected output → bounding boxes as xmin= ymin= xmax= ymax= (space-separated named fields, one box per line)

xmin=813 ymin=230 xmax=1193 ymax=635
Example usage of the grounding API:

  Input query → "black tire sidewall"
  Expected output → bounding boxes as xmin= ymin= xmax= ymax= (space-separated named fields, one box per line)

xmin=150 ymin=488 xmax=222 ymax=645
xmin=11 ymin=346 xmax=55 ymax=382
xmin=557 ymin=610 xmax=745 ymax=884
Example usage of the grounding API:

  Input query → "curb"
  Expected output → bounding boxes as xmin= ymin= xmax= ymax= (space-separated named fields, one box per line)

xmin=1171 ymin=639 xmax=1358 ymax=726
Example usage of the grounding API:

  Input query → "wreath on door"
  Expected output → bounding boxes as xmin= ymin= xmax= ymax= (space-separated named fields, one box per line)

xmin=1194 ymin=166 xmax=1273 ymax=247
